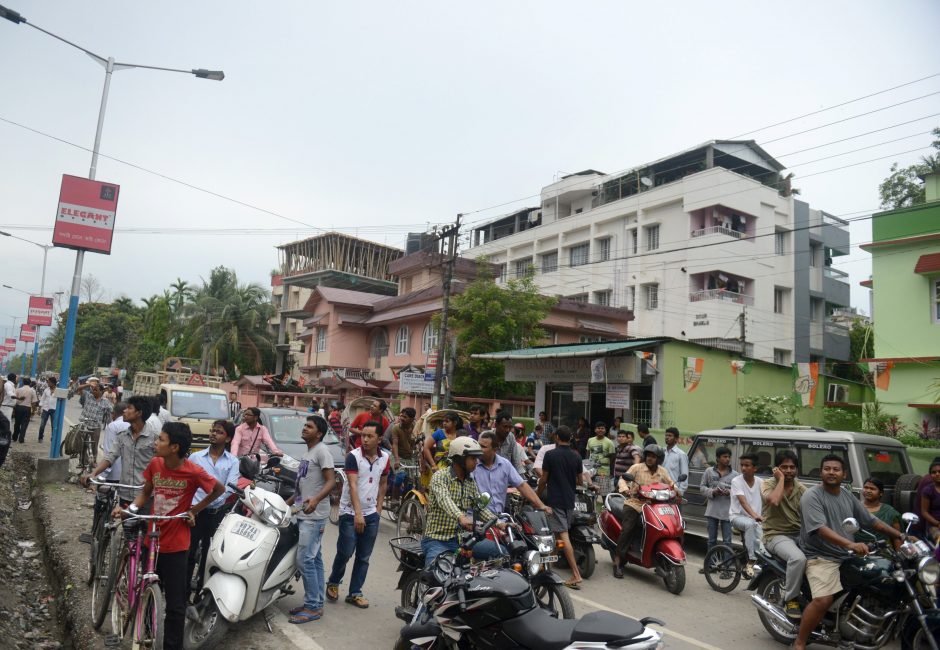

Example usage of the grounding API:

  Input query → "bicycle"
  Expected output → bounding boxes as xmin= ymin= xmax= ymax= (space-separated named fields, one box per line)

xmin=701 ymin=529 xmax=761 ymax=593
xmin=87 ymin=477 xmax=143 ymax=630
xmin=384 ymin=461 xmax=421 ymax=522
xmin=60 ymin=418 xmax=100 ymax=475
xmin=110 ymin=507 xmax=191 ymax=647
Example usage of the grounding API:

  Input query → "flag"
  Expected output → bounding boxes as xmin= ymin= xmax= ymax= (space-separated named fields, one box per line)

xmin=730 ymin=360 xmax=753 ymax=375
xmin=792 ymin=362 xmax=819 ymax=407
xmin=869 ymin=361 xmax=894 ymax=391
xmin=637 ymin=351 xmax=658 ymax=372
xmin=683 ymin=357 xmax=703 ymax=392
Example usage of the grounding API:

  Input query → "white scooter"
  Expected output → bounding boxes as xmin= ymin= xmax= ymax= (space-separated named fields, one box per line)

xmin=183 ymin=456 xmax=300 ymax=650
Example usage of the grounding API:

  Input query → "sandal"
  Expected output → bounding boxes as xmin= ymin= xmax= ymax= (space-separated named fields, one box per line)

xmin=326 ymin=584 xmax=339 ymax=602
xmin=289 ymin=608 xmax=322 ymax=624
xmin=564 ymin=580 xmax=582 ymax=590
xmin=345 ymin=594 xmax=370 ymax=608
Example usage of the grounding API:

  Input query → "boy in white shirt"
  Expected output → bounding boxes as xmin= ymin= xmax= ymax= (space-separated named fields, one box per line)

xmin=730 ymin=451 xmax=764 ymax=577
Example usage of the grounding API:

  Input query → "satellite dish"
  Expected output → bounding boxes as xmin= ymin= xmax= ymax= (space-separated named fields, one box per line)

xmin=640 ymin=177 xmax=653 ymax=187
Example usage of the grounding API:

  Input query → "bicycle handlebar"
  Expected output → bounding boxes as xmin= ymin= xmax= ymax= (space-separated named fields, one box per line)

xmin=119 ymin=510 xmax=191 ymax=521
xmin=90 ymin=477 xmax=144 ymax=490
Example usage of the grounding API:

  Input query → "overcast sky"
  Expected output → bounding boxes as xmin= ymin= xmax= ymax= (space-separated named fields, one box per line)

xmin=1 ymin=0 xmax=938 ymax=339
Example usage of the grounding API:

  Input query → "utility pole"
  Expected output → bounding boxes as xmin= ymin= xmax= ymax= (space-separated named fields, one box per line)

xmin=738 ymin=305 xmax=747 ymax=355
xmin=201 ymin=308 xmax=212 ymax=375
xmin=432 ymin=214 xmax=461 ymax=409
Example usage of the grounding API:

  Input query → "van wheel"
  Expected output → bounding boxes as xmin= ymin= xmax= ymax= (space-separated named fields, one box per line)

xmin=893 ymin=474 xmax=922 ymax=514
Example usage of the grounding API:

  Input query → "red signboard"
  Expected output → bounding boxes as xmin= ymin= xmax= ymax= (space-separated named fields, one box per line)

xmin=27 ymin=296 xmax=54 ymax=326
xmin=52 ymin=174 xmax=120 ymax=254
xmin=3 ymin=338 xmax=16 ymax=352
xmin=19 ymin=324 xmax=36 ymax=343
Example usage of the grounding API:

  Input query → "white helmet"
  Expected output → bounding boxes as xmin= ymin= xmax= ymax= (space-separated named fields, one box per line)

xmin=448 ymin=436 xmax=483 ymax=459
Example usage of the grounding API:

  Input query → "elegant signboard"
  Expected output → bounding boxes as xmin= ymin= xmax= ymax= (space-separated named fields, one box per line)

xmin=606 ymin=384 xmax=631 ymax=409
xmin=505 ymin=355 xmax=641 ymax=383
xmin=52 ymin=174 xmax=120 ymax=254
xmin=3 ymin=338 xmax=16 ymax=352
xmin=401 ymin=371 xmax=434 ymax=394
xmin=19 ymin=324 xmax=37 ymax=343
xmin=27 ymin=296 xmax=54 ymax=326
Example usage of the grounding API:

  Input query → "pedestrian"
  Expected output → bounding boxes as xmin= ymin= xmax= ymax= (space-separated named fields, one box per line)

xmin=586 ymin=421 xmax=615 ymax=494
xmin=466 ymin=404 xmax=487 ymax=440
xmin=701 ymin=446 xmax=737 ymax=551
xmin=70 ymin=379 xmax=111 ymax=458
xmin=84 ymin=395 xmax=157 ymax=504
xmin=573 ymin=417 xmax=590 ymax=458
xmin=231 ymin=407 xmax=284 ymax=461
xmin=474 ymin=431 xmax=552 ymax=517
xmin=761 ymin=449 xmax=807 ymax=621
xmin=532 ymin=427 xmax=556 ymax=479
xmin=37 ymin=377 xmax=57 ymax=442
xmin=609 ymin=416 xmax=623 ymax=437
xmin=388 ymin=407 xmax=417 ymax=470
xmin=287 ymin=415 xmax=336 ymax=624
xmin=328 ymin=402 xmax=344 ymax=437
xmin=12 ymin=379 xmax=36 ymax=443
xmin=638 ymin=423 xmax=656 ymax=448
xmin=103 ymin=384 xmax=117 ymax=406
xmin=537 ymin=411 xmax=555 ymax=447
xmin=187 ymin=420 xmax=239 ymax=593
xmin=535 ymin=426 xmax=585 ymax=590
xmin=228 ymin=391 xmax=242 ymax=419
xmin=613 ymin=430 xmax=642 ymax=484
xmin=157 ymin=393 xmax=171 ymax=424
xmin=491 ymin=412 xmax=528 ymax=474
xmin=1 ymin=373 xmax=16 ymax=421
xmin=0 ymin=410 xmax=11 ymax=470
xmin=347 ymin=399 xmax=389 ymax=450
xmin=115 ymin=422 xmax=224 ymax=650
xmin=663 ymin=427 xmax=689 ymax=496
xmin=792 ymin=455 xmax=906 ymax=650
xmin=326 ymin=421 xmax=389 ymax=609
xmin=421 ymin=410 xmax=461 ymax=482
xmin=730 ymin=452 xmax=764 ymax=577
xmin=98 ymin=402 xmax=130 ymax=481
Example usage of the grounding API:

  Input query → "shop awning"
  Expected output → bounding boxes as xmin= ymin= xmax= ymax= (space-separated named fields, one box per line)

xmin=915 ymin=253 xmax=940 ymax=274
xmin=472 ymin=338 xmax=666 ymax=360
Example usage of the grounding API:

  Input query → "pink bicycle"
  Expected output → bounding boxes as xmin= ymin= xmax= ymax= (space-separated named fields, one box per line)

xmin=110 ymin=506 xmax=190 ymax=647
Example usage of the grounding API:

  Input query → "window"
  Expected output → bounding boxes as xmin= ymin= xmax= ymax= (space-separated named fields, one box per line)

xmin=370 ymin=329 xmax=389 ymax=360
xmin=741 ymin=439 xmax=791 ymax=476
xmin=629 ymin=229 xmax=638 ymax=255
xmin=773 ymin=348 xmax=791 ymax=366
xmin=514 ymin=257 xmax=533 ymax=278
xmin=569 ymin=243 xmax=589 ymax=267
xmin=494 ymin=263 xmax=507 ymax=282
xmin=541 ymin=251 xmax=558 ymax=274
xmin=422 ymin=323 xmax=439 ymax=354
xmin=594 ymin=290 xmax=611 ymax=306
xmin=316 ymin=327 xmax=327 ymax=353
xmin=645 ymin=284 xmax=659 ymax=310
xmin=934 ymin=279 xmax=940 ymax=323
xmin=625 ymin=286 xmax=635 ymax=311
xmin=775 ymin=231 xmax=787 ymax=256
xmin=864 ymin=447 xmax=907 ymax=486
xmin=796 ymin=443 xmax=851 ymax=482
xmin=774 ymin=287 xmax=789 ymax=314
xmin=395 ymin=326 xmax=410 ymax=355
xmin=567 ymin=293 xmax=588 ymax=303
xmin=687 ymin=437 xmax=736 ymax=472
xmin=810 ymin=244 xmax=822 ymax=267
xmin=597 ymin=238 xmax=611 ymax=262
xmin=811 ymin=297 xmax=824 ymax=322
xmin=579 ymin=335 xmax=605 ymax=343
xmin=645 ymin=225 xmax=660 ymax=251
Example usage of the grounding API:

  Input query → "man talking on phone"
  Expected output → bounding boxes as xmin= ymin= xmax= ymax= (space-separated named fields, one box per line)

xmin=761 ymin=449 xmax=807 ymax=622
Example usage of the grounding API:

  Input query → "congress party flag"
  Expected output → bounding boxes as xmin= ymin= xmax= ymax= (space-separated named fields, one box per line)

xmin=683 ymin=357 xmax=703 ymax=392
xmin=730 ymin=360 xmax=753 ymax=375
xmin=792 ymin=362 xmax=819 ymax=407
xmin=869 ymin=361 xmax=894 ymax=391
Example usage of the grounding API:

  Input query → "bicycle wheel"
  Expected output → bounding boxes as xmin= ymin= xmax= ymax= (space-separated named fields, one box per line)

xmin=134 ymin=581 xmax=165 ymax=649
xmin=703 ymin=544 xmax=741 ymax=593
xmin=91 ymin=524 xmax=119 ymax=630
xmin=396 ymin=497 xmax=426 ymax=540
xmin=88 ymin=507 xmax=103 ymax=586
xmin=110 ymin=547 xmax=132 ymax=638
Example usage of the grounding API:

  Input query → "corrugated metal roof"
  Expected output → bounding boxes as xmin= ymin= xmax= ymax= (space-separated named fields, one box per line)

xmin=472 ymin=338 xmax=666 ymax=360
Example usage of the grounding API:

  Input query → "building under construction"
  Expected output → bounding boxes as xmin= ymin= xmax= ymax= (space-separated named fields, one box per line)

xmin=272 ymin=232 xmax=403 ymax=374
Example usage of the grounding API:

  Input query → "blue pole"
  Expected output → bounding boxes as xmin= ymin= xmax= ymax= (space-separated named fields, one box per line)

xmin=29 ymin=333 xmax=39 ymax=379
xmin=50 ymin=290 xmax=81 ymax=459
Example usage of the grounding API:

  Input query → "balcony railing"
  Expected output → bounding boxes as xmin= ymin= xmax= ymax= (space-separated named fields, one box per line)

xmin=823 ymin=267 xmax=849 ymax=280
xmin=689 ymin=288 xmax=754 ymax=305
xmin=690 ymin=225 xmax=745 ymax=239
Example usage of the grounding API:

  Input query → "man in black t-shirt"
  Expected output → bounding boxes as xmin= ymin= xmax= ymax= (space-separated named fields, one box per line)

xmin=536 ymin=425 xmax=584 ymax=589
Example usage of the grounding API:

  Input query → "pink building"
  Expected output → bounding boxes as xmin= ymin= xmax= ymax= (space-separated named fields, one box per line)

xmin=295 ymin=251 xmax=633 ymax=405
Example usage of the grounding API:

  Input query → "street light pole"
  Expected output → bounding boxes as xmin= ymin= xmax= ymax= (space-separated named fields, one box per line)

xmin=0 ymin=232 xmax=53 ymax=381
xmin=0 ymin=4 xmax=224 ymax=460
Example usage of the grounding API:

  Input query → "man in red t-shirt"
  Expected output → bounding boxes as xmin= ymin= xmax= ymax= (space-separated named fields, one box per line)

xmin=119 ymin=422 xmax=223 ymax=650
xmin=347 ymin=399 xmax=389 ymax=450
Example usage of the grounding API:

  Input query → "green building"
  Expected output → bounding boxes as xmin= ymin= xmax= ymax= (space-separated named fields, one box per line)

xmin=861 ymin=173 xmax=940 ymax=434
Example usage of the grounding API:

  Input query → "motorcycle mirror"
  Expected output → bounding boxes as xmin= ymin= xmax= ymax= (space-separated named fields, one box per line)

xmin=677 ymin=473 xmax=688 ymax=482
xmin=902 ymin=512 xmax=920 ymax=526
xmin=841 ymin=517 xmax=860 ymax=535
xmin=239 ymin=454 xmax=261 ymax=480
xmin=477 ymin=492 xmax=492 ymax=510
xmin=266 ymin=456 xmax=281 ymax=468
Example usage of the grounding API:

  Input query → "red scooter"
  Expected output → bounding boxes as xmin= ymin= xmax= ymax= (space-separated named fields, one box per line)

xmin=598 ymin=473 xmax=687 ymax=594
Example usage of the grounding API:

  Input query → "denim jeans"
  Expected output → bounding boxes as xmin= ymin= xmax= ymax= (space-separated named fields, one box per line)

xmin=420 ymin=536 xmax=502 ymax=568
xmin=297 ymin=518 xmax=328 ymax=609
xmin=38 ymin=409 xmax=54 ymax=439
xmin=706 ymin=516 xmax=732 ymax=551
xmin=328 ymin=513 xmax=379 ymax=597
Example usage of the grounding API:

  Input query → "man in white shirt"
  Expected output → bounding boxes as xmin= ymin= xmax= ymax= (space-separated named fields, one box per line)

xmin=730 ymin=452 xmax=764 ymax=577
xmin=1 ymin=373 xmax=17 ymax=421
xmin=662 ymin=427 xmax=689 ymax=495
xmin=98 ymin=403 xmax=130 ymax=481
xmin=37 ymin=377 xmax=58 ymax=442
xmin=12 ymin=380 xmax=37 ymax=443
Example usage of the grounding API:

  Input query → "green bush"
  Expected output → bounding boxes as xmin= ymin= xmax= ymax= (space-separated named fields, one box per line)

xmin=897 ymin=433 xmax=940 ymax=448
xmin=737 ymin=395 xmax=801 ymax=425
xmin=822 ymin=406 xmax=862 ymax=432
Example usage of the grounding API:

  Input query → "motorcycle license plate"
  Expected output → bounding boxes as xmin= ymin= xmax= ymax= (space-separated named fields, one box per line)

xmin=539 ymin=555 xmax=559 ymax=564
xmin=657 ymin=506 xmax=675 ymax=516
xmin=574 ymin=502 xmax=588 ymax=512
xmin=232 ymin=520 xmax=259 ymax=541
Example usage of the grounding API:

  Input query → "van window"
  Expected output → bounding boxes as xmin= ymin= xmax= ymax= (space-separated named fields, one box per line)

xmin=688 ymin=437 xmax=736 ymax=470
xmin=796 ymin=443 xmax=851 ymax=482
xmin=864 ymin=448 xmax=906 ymax=486
xmin=741 ymin=439 xmax=791 ymax=476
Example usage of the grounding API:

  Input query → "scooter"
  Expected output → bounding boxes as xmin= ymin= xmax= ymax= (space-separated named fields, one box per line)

xmin=598 ymin=473 xmax=687 ymax=594
xmin=183 ymin=456 xmax=300 ymax=650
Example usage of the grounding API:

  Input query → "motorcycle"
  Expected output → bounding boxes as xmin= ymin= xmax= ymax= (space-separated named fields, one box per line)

xmin=183 ymin=457 xmax=299 ymax=650
xmin=395 ymin=493 xmax=665 ymax=649
xmin=598 ymin=472 xmax=687 ymax=594
xmin=750 ymin=513 xmax=940 ymax=649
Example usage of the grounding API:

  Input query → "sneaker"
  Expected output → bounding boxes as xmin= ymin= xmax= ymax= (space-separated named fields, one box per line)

xmin=742 ymin=563 xmax=755 ymax=579
xmin=326 ymin=584 xmax=339 ymax=602
xmin=785 ymin=600 xmax=802 ymax=620
xmin=345 ymin=594 xmax=369 ymax=609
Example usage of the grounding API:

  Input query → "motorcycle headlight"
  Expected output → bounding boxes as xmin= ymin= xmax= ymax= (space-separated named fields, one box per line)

xmin=261 ymin=502 xmax=288 ymax=528
xmin=536 ymin=535 xmax=554 ymax=554
xmin=526 ymin=550 xmax=542 ymax=576
xmin=918 ymin=557 xmax=940 ymax=586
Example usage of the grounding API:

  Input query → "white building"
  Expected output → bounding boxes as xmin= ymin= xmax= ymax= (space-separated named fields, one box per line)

xmin=467 ymin=140 xmax=851 ymax=365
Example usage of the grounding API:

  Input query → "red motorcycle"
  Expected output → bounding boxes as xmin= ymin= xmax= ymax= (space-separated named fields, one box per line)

xmin=598 ymin=474 xmax=687 ymax=594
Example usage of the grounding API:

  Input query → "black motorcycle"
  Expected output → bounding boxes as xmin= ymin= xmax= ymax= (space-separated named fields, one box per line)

xmin=750 ymin=513 xmax=940 ymax=649
xmin=395 ymin=503 xmax=665 ymax=650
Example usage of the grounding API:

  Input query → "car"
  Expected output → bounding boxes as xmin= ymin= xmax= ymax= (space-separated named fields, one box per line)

xmin=681 ymin=424 xmax=919 ymax=539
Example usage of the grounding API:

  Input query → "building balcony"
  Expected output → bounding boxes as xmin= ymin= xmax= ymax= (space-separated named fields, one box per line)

xmin=689 ymin=205 xmax=755 ymax=241
xmin=689 ymin=288 xmax=754 ymax=306
xmin=690 ymin=224 xmax=746 ymax=240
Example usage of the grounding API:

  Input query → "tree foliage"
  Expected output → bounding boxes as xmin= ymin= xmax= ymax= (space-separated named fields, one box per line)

xmin=737 ymin=395 xmax=801 ymax=425
xmin=878 ymin=127 xmax=940 ymax=209
xmin=447 ymin=262 xmax=556 ymax=398
xmin=832 ymin=319 xmax=874 ymax=383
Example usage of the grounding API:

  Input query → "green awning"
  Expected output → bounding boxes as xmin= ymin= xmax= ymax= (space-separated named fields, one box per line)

xmin=471 ymin=338 xmax=668 ymax=361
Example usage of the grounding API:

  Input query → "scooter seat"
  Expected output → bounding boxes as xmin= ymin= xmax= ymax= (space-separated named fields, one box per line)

xmin=502 ymin=607 xmax=578 ymax=650
xmin=607 ymin=493 xmax=626 ymax=520
xmin=572 ymin=611 xmax=645 ymax=643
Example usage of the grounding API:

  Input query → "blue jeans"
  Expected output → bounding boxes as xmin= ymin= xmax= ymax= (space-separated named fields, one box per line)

xmin=296 ymin=518 xmax=328 ymax=610
xmin=421 ymin=536 xmax=502 ymax=568
xmin=328 ymin=513 xmax=379 ymax=597
xmin=706 ymin=516 xmax=732 ymax=551
xmin=38 ymin=409 xmax=54 ymax=439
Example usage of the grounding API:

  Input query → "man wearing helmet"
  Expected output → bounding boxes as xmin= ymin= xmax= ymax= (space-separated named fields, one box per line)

xmin=421 ymin=436 xmax=502 ymax=567
xmin=612 ymin=444 xmax=676 ymax=579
